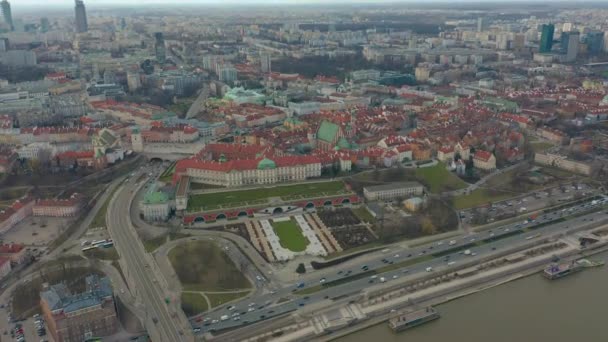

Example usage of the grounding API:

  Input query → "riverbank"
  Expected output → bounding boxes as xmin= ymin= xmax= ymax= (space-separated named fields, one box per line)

xmin=322 ymin=241 xmax=608 ymax=342
xmin=334 ymin=248 xmax=608 ymax=342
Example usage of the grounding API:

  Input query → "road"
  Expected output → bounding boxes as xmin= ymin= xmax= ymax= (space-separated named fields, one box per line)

xmin=107 ymin=175 xmax=194 ymax=342
xmin=194 ymin=195 xmax=608 ymax=335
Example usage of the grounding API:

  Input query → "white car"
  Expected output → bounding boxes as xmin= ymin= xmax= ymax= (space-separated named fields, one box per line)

xmin=426 ymin=267 xmax=433 ymax=272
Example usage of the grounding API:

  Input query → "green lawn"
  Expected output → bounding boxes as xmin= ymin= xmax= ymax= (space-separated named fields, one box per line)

xmin=181 ymin=292 xmax=209 ymax=316
xmin=207 ymin=291 xmax=251 ymax=308
xmin=169 ymin=240 xmax=251 ymax=292
xmin=531 ymin=141 xmax=554 ymax=153
xmin=271 ymin=219 xmax=309 ymax=252
xmin=83 ymin=247 xmax=119 ymax=260
xmin=187 ymin=181 xmax=347 ymax=211
xmin=143 ymin=234 xmax=168 ymax=253
xmin=351 ymin=206 xmax=376 ymax=224
xmin=452 ymin=188 xmax=515 ymax=209
xmin=414 ymin=163 xmax=468 ymax=193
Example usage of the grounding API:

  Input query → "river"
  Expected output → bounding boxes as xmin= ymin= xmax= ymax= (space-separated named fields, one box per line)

xmin=336 ymin=252 xmax=608 ymax=342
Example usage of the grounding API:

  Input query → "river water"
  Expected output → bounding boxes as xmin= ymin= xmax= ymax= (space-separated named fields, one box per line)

xmin=336 ymin=251 xmax=608 ymax=342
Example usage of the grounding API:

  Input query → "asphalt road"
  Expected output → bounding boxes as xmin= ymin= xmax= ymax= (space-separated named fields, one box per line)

xmin=107 ymin=175 xmax=193 ymax=342
xmin=195 ymin=195 xmax=608 ymax=335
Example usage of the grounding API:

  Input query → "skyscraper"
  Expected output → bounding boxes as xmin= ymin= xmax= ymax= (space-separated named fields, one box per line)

xmin=585 ymin=31 xmax=605 ymax=55
xmin=539 ymin=23 xmax=554 ymax=53
xmin=260 ymin=54 xmax=271 ymax=73
xmin=561 ymin=31 xmax=580 ymax=62
xmin=1 ymin=0 xmax=14 ymax=32
xmin=477 ymin=17 xmax=486 ymax=32
xmin=74 ymin=0 xmax=88 ymax=33
xmin=154 ymin=32 xmax=166 ymax=64
xmin=40 ymin=17 xmax=50 ymax=32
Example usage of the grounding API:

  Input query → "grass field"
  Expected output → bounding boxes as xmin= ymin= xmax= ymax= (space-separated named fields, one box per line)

xmin=452 ymin=188 xmax=515 ymax=209
xmin=271 ymin=219 xmax=309 ymax=252
xmin=169 ymin=240 xmax=251 ymax=292
xmin=181 ymin=292 xmax=209 ymax=316
xmin=143 ymin=234 xmax=168 ymax=253
xmin=414 ymin=163 xmax=468 ymax=193
xmin=207 ymin=291 xmax=251 ymax=308
xmin=531 ymin=141 xmax=555 ymax=153
xmin=187 ymin=181 xmax=347 ymax=211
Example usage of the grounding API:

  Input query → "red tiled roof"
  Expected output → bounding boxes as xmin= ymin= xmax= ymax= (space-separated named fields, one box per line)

xmin=474 ymin=150 xmax=493 ymax=162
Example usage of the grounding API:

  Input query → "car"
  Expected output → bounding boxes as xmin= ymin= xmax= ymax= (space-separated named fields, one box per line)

xmin=193 ymin=328 xmax=201 ymax=333
xmin=211 ymin=319 xmax=219 ymax=324
xmin=394 ymin=254 xmax=400 ymax=258
xmin=370 ymin=275 xmax=378 ymax=279
xmin=392 ymin=275 xmax=398 ymax=279
xmin=407 ymin=254 xmax=412 ymax=257
xmin=227 ymin=305 xmax=236 ymax=311
xmin=402 ymin=269 xmax=409 ymax=273
xmin=233 ymin=317 xmax=241 ymax=321
xmin=426 ymin=267 xmax=433 ymax=272
xmin=248 ymin=307 xmax=255 ymax=312
xmin=319 ymin=278 xmax=326 ymax=283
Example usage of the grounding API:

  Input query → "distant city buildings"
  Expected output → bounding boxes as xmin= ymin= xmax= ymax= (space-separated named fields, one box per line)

xmin=260 ymin=54 xmax=271 ymax=73
xmin=74 ymin=0 xmax=88 ymax=33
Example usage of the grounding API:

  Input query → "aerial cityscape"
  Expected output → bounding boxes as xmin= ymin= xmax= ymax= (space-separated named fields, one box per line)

xmin=1 ymin=0 xmax=608 ymax=341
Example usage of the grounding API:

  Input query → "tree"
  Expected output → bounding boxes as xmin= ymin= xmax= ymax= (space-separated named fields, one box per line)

xmin=296 ymin=263 xmax=306 ymax=274
xmin=420 ymin=217 xmax=437 ymax=235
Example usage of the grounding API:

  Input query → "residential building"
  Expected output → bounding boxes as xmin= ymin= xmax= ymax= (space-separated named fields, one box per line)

xmin=363 ymin=182 xmax=424 ymax=201
xmin=437 ymin=146 xmax=455 ymax=162
xmin=473 ymin=150 xmax=497 ymax=171
xmin=539 ymin=24 xmax=554 ymax=53
xmin=3 ymin=50 xmax=37 ymax=66
xmin=218 ymin=65 xmax=237 ymax=83
xmin=74 ymin=0 xmax=88 ymax=33
xmin=33 ymin=193 xmax=84 ymax=217
xmin=0 ymin=243 xmax=28 ymax=264
xmin=40 ymin=275 xmax=118 ymax=342
xmin=534 ymin=153 xmax=594 ymax=176
xmin=260 ymin=54 xmax=271 ymax=73
xmin=0 ymin=196 xmax=35 ymax=234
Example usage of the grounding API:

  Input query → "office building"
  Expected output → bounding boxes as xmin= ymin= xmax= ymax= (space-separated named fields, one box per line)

xmin=0 ymin=0 xmax=13 ymax=31
xmin=585 ymin=31 xmax=604 ymax=55
xmin=74 ymin=0 xmax=88 ymax=33
xmin=539 ymin=23 xmax=554 ymax=53
xmin=260 ymin=54 xmax=271 ymax=73
xmin=40 ymin=17 xmax=50 ymax=32
xmin=40 ymin=274 xmax=119 ymax=342
xmin=477 ymin=17 xmax=486 ymax=32
xmin=154 ymin=32 xmax=166 ymax=64
xmin=0 ymin=37 xmax=8 ymax=52
xmin=561 ymin=31 xmax=580 ymax=62
xmin=3 ymin=50 xmax=37 ymax=66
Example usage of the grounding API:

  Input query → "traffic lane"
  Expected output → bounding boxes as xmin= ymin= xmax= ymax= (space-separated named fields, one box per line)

xmin=198 ymin=206 xmax=608 ymax=332
xmin=110 ymin=189 xmax=185 ymax=341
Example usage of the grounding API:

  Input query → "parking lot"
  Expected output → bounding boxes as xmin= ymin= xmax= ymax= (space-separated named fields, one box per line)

xmin=0 ymin=306 xmax=52 ymax=342
xmin=460 ymin=183 xmax=595 ymax=227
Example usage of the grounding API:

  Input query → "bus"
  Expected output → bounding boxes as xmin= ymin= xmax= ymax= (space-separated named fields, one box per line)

xmin=102 ymin=241 xmax=114 ymax=248
xmin=82 ymin=246 xmax=97 ymax=252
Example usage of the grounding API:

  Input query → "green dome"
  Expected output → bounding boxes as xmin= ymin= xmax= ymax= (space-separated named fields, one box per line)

xmin=257 ymin=158 xmax=276 ymax=170
xmin=337 ymin=137 xmax=351 ymax=150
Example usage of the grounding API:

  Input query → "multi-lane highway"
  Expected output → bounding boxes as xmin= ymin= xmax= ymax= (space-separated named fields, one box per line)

xmin=195 ymin=196 xmax=608 ymax=335
xmin=107 ymin=175 xmax=193 ymax=342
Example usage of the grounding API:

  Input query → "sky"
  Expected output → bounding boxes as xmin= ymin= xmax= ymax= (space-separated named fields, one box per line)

xmin=10 ymin=0 xmax=558 ymax=6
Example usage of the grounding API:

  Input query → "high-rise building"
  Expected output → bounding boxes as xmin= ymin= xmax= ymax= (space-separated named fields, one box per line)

xmin=1 ymin=0 xmax=13 ymax=31
xmin=0 ymin=37 xmax=8 ymax=52
xmin=585 ymin=31 xmax=604 ymax=55
xmin=260 ymin=54 xmax=271 ymax=73
xmin=5 ymin=50 xmax=37 ymax=66
xmin=74 ymin=0 xmax=88 ymax=33
xmin=539 ymin=23 xmax=554 ymax=53
xmin=218 ymin=64 xmax=237 ymax=83
xmin=561 ymin=31 xmax=580 ymax=62
xmin=477 ymin=17 xmax=487 ymax=32
xmin=513 ymin=33 xmax=526 ymax=51
xmin=40 ymin=17 xmax=50 ymax=32
xmin=154 ymin=32 xmax=166 ymax=64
